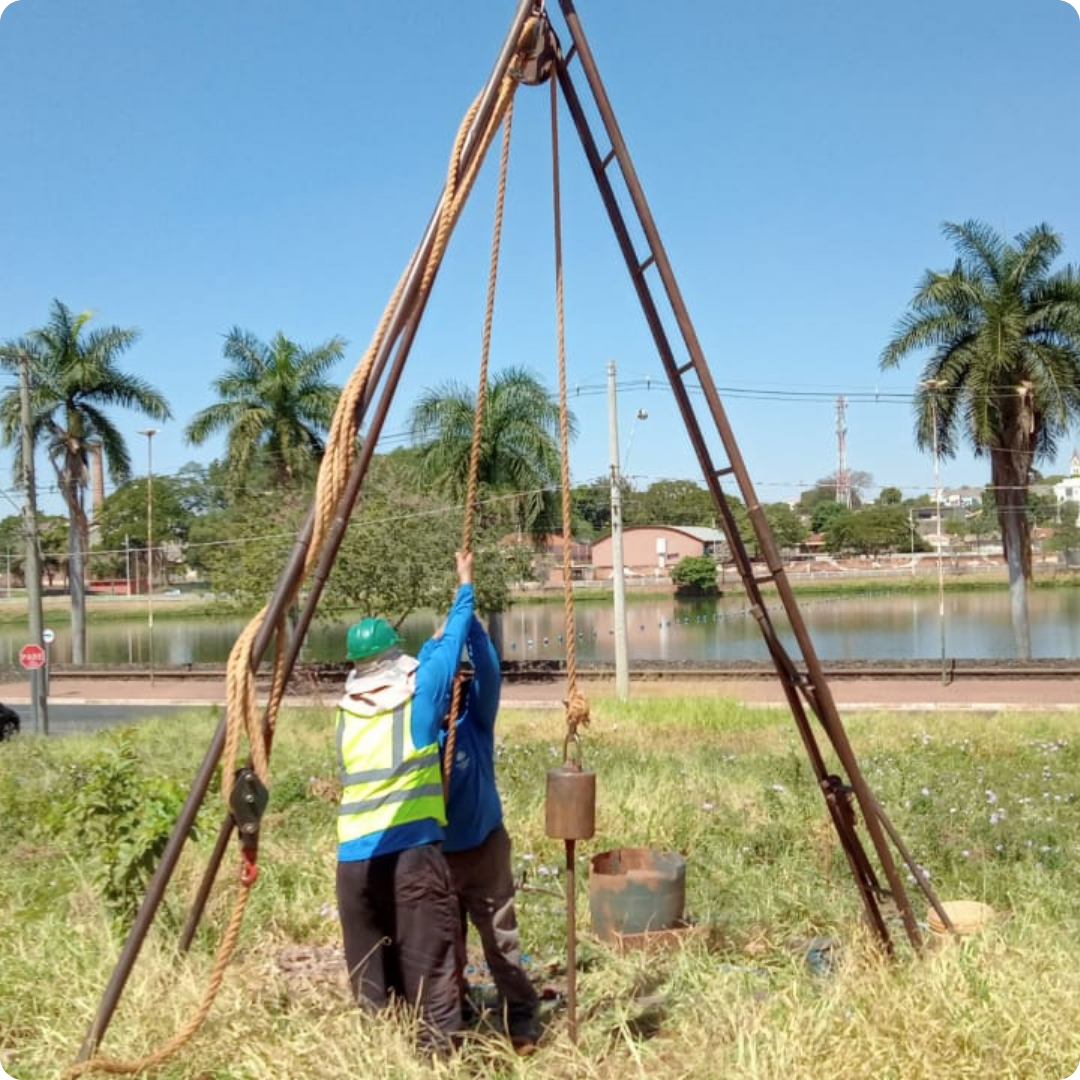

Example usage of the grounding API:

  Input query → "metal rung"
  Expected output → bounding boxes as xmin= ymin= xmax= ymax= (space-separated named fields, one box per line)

xmin=601 ymin=147 xmax=616 ymax=170
xmin=676 ymin=359 xmax=695 ymax=376
xmin=639 ymin=253 xmax=656 ymax=273
xmin=754 ymin=571 xmax=776 ymax=586
xmin=714 ymin=465 xmax=735 ymax=479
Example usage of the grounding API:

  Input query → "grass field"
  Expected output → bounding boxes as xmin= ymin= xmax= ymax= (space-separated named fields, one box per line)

xmin=1 ymin=696 xmax=1077 ymax=1079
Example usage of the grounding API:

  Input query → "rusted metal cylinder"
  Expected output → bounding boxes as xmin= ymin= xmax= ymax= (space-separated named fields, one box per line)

xmin=545 ymin=764 xmax=596 ymax=840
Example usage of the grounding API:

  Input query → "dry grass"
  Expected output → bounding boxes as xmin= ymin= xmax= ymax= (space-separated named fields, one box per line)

xmin=1 ymin=696 xmax=1078 ymax=1079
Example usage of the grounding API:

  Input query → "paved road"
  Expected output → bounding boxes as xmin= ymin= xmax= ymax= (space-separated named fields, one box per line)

xmin=3 ymin=670 xmax=1079 ymax=726
xmin=6 ymin=701 xmax=215 ymax=736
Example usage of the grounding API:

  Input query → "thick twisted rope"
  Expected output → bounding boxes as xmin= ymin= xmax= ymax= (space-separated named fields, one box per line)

xmin=444 ymin=101 xmax=514 ymax=797
xmin=549 ymin=66 xmax=589 ymax=743
xmin=69 ymin=19 xmax=538 ymax=1078
xmin=222 ymin=17 xmax=536 ymax=791
xmin=61 ymin=885 xmax=252 ymax=1079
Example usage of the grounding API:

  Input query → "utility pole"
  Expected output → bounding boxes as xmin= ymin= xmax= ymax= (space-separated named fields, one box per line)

xmin=909 ymin=507 xmax=916 ymax=576
xmin=835 ymin=395 xmax=851 ymax=509
xmin=20 ymin=351 xmax=48 ymax=735
xmin=607 ymin=361 xmax=629 ymax=701
xmin=138 ymin=429 xmax=158 ymax=684
xmin=924 ymin=381 xmax=947 ymax=685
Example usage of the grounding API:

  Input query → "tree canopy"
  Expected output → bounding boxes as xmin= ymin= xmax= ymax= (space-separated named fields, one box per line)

xmin=409 ymin=366 xmax=569 ymax=538
xmin=0 ymin=299 xmax=171 ymax=661
xmin=881 ymin=220 xmax=1080 ymax=657
xmin=185 ymin=328 xmax=345 ymax=492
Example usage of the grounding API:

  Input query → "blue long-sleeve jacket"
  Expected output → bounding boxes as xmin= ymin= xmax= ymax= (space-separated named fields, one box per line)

xmin=439 ymin=615 xmax=504 ymax=854
xmin=336 ymin=583 xmax=474 ymax=862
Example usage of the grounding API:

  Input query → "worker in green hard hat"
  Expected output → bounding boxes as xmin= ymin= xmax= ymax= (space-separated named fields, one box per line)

xmin=334 ymin=550 xmax=474 ymax=1057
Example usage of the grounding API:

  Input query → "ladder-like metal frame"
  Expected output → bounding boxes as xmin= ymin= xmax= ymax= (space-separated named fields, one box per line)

xmin=76 ymin=0 xmax=948 ymax=1063
xmin=554 ymin=0 xmax=948 ymax=951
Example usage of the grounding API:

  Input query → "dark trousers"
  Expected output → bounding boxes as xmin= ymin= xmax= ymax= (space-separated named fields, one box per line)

xmin=336 ymin=843 xmax=462 ymax=1053
xmin=445 ymin=823 xmax=540 ymax=1042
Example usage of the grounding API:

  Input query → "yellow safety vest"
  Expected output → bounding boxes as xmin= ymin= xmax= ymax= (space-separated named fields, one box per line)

xmin=335 ymin=697 xmax=446 ymax=847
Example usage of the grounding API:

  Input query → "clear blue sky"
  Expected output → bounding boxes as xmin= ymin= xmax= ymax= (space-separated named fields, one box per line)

xmin=2 ymin=0 xmax=1079 ymax=519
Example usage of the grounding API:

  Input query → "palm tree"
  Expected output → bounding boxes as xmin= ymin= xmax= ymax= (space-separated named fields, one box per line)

xmin=408 ymin=365 xmax=572 ymax=536
xmin=185 ymin=328 xmax=345 ymax=490
xmin=0 ymin=300 xmax=172 ymax=664
xmin=881 ymin=220 xmax=1080 ymax=658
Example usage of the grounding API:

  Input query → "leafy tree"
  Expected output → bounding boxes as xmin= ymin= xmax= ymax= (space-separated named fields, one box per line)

xmin=570 ymin=477 xmax=613 ymax=539
xmin=627 ymin=479 xmax=714 ymax=527
xmin=881 ymin=220 xmax=1080 ymax=658
xmin=0 ymin=515 xmax=24 ymax=586
xmin=811 ymin=500 xmax=847 ymax=534
xmin=726 ymin=499 xmax=806 ymax=559
xmin=173 ymin=460 xmax=230 ymax=517
xmin=944 ymin=516 xmax=969 ymax=552
xmin=1027 ymin=489 xmax=1058 ymax=527
xmin=798 ymin=483 xmax=836 ymax=515
xmin=185 ymin=328 xmax=345 ymax=492
xmin=1047 ymin=503 xmax=1080 ymax=565
xmin=878 ymin=486 xmax=904 ymax=506
xmin=670 ymin=554 xmax=719 ymax=596
xmin=196 ymin=489 xmax=310 ymax=611
xmin=409 ymin=366 xmax=570 ymax=537
xmin=0 ymin=300 xmax=171 ymax=662
xmin=763 ymin=502 xmax=808 ymax=551
xmin=196 ymin=452 xmax=522 ymax=619
xmin=803 ymin=471 xmax=871 ymax=510
xmin=327 ymin=453 xmax=520 ymax=619
xmin=38 ymin=515 xmax=68 ymax=587
xmin=824 ymin=506 xmax=921 ymax=557
xmin=94 ymin=476 xmax=194 ymax=582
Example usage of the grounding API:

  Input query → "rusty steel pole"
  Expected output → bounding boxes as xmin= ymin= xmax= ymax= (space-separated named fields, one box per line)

xmin=76 ymin=0 xmax=541 ymax=1062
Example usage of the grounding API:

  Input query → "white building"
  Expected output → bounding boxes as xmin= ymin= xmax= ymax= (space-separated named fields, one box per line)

xmin=1052 ymin=449 xmax=1080 ymax=524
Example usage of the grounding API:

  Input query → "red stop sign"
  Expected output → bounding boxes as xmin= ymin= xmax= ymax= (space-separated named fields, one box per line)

xmin=20 ymin=643 xmax=46 ymax=670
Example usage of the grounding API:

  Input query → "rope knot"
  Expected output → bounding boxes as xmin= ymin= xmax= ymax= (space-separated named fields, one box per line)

xmin=563 ymin=691 xmax=590 ymax=737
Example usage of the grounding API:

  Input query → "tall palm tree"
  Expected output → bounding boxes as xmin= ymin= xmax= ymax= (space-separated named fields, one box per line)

xmin=409 ymin=365 xmax=572 ymax=536
xmin=881 ymin=220 xmax=1080 ymax=658
xmin=185 ymin=328 xmax=345 ymax=490
xmin=0 ymin=300 xmax=172 ymax=664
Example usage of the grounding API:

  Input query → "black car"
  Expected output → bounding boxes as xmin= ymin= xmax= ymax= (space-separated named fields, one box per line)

xmin=0 ymin=703 xmax=20 ymax=740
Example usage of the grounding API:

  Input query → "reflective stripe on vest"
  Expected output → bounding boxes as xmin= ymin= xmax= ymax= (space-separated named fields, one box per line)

xmin=335 ymin=697 xmax=446 ymax=845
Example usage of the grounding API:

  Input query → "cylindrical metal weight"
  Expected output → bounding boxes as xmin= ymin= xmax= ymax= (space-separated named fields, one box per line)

xmin=545 ymin=765 xmax=596 ymax=840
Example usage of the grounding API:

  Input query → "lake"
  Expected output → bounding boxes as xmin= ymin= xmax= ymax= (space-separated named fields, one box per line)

xmin=5 ymin=587 xmax=1080 ymax=667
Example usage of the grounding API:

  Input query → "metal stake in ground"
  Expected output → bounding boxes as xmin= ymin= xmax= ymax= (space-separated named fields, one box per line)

xmin=546 ymin=737 xmax=596 ymax=1043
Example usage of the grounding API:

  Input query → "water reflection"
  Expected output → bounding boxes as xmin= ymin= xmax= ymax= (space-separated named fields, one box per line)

xmin=6 ymin=587 xmax=1080 ymax=666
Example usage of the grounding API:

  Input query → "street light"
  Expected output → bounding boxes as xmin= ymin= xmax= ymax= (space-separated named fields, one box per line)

xmin=138 ymin=428 xmax=158 ymax=684
xmin=607 ymin=363 xmax=629 ymax=701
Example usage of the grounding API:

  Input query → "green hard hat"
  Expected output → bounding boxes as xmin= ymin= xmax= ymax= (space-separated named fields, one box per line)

xmin=346 ymin=617 xmax=400 ymax=663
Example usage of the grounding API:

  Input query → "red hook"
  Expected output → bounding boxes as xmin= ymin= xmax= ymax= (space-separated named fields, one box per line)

xmin=240 ymin=847 xmax=259 ymax=887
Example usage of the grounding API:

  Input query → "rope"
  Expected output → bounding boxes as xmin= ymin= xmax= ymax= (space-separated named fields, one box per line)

xmin=549 ymin=61 xmax=590 ymax=745
xmin=69 ymin=17 xmax=539 ymax=1077
xmin=443 ymin=101 xmax=515 ymax=797
xmin=62 ymin=885 xmax=253 ymax=1079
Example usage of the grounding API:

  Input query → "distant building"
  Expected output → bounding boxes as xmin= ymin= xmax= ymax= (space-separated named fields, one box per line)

xmin=504 ymin=534 xmax=593 ymax=587
xmin=591 ymin=525 xmax=726 ymax=580
xmin=941 ymin=485 xmax=982 ymax=509
xmin=1052 ymin=449 xmax=1080 ymax=524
